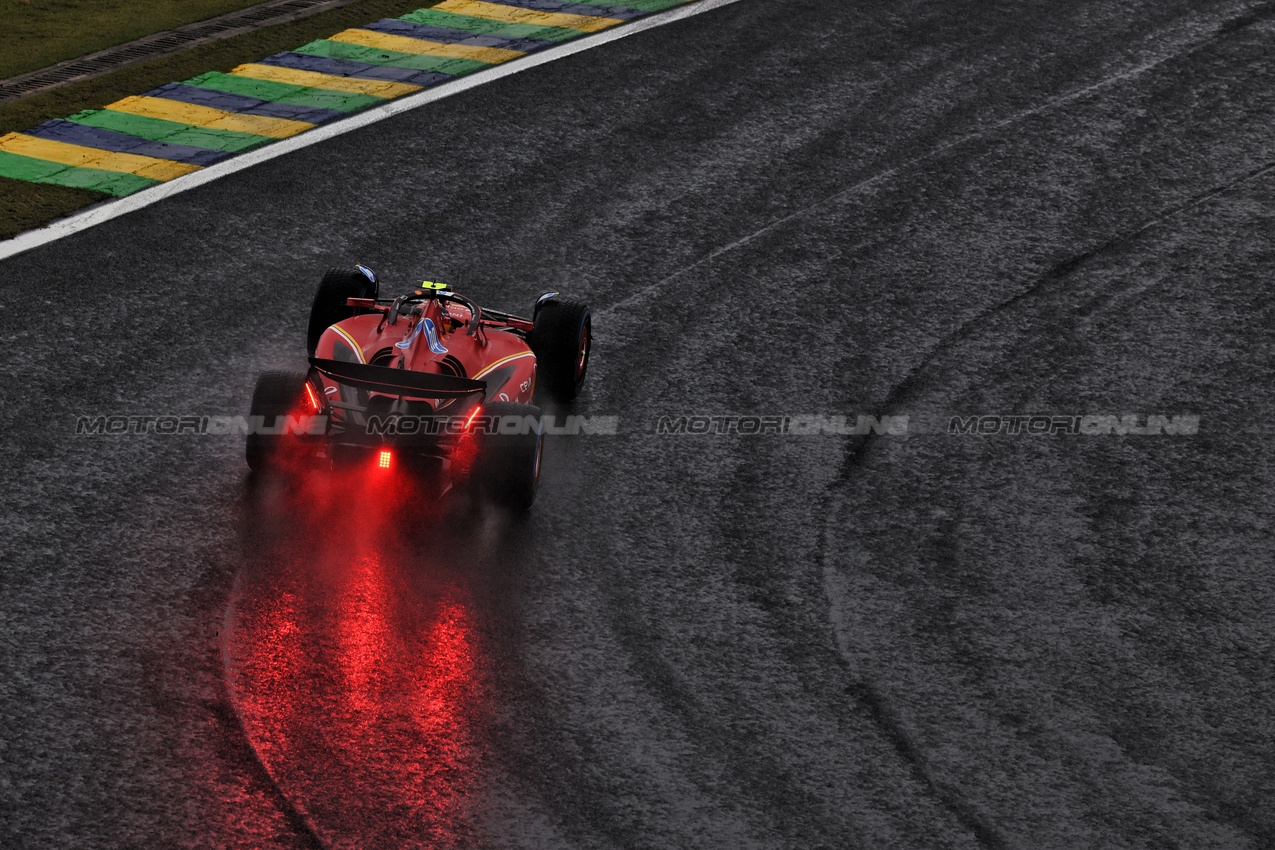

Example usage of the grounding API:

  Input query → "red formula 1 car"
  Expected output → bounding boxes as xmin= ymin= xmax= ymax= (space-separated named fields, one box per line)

xmin=245 ymin=265 xmax=591 ymax=509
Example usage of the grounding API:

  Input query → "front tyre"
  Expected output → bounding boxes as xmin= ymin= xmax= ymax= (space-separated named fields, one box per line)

xmin=245 ymin=370 xmax=314 ymax=472
xmin=474 ymin=401 xmax=543 ymax=510
xmin=530 ymin=298 xmax=590 ymax=403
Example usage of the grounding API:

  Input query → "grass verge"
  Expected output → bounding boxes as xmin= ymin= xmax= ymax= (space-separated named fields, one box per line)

xmin=0 ymin=0 xmax=269 ymax=80
xmin=0 ymin=177 xmax=105 ymax=241
xmin=1 ymin=0 xmax=440 ymax=242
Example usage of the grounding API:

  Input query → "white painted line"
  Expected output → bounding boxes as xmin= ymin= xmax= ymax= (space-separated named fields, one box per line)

xmin=0 ymin=0 xmax=748 ymax=262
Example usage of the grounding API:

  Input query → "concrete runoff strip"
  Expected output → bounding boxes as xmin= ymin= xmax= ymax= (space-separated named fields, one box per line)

xmin=0 ymin=0 xmax=748 ymax=262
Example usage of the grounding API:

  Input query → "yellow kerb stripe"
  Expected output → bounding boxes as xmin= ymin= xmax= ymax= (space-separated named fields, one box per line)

xmin=432 ymin=0 xmax=623 ymax=32
xmin=108 ymin=96 xmax=314 ymax=139
xmin=0 ymin=132 xmax=200 ymax=181
xmin=229 ymin=63 xmax=422 ymax=98
xmin=330 ymin=28 xmax=524 ymax=64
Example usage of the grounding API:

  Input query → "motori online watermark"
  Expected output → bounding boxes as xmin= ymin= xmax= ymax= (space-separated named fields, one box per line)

xmin=365 ymin=413 xmax=618 ymax=436
xmin=72 ymin=412 xmax=1200 ymax=438
xmin=74 ymin=413 xmax=619 ymax=437
xmin=75 ymin=412 xmax=909 ymax=437
xmin=651 ymin=413 xmax=1199 ymax=436
xmin=946 ymin=414 xmax=1199 ymax=436
xmin=655 ymin=414 xmax=909 ymax=436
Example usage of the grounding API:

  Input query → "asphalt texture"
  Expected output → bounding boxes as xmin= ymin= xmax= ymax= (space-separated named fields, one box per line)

xmin=3 ymin=0 xmax=1275 ymax=847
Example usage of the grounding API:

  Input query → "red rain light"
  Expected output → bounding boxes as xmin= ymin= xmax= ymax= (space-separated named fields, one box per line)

xmin=303 ymin=381 xmax=321 ymax=413
xmin=378 ymin=450 xmax=392 ymax=469
xmin=463 ymin=405 xmax=483 ymax=432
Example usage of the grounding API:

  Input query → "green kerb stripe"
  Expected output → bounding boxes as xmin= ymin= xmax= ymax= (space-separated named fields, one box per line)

xmin=0 ymin=150 xmax=158 ymax=196
xmin=294 ymin=40 xmax=490 ymax=76
xmin=66 ymin=109 xmax=272 ymax=153
xmin=570 ymin=0 xmax=685 ymax=10
xmin=397 ymin=9 xmax=585 ymax=42
xmin=184 ymin=71 xmax=386 ymax=112
xmin=0 ymin=149 xmax=69 ymax=182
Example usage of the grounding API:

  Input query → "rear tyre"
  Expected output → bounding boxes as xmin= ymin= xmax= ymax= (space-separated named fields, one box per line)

xmin=245 ymin=370 xmax=312 ymax=472
xmin=530 ymin=298 xmax=591 ymax=403
xmin=307 ymin=266 xmax=378 ymax=356
xmin=474 ymin=401 xmax=543 ymax=510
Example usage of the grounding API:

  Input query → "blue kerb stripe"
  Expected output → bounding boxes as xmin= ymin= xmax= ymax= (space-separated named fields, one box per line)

xmin=143 ymin=83 xmax=345 ymax=124
xmin=25 ymin=120 xmax=232 ymax=166
xmin=361 ymin=18 xmax=555 ymax=52
xmin=258 ymin=52 xmax=453 ymax=87
xmin=490 ymin=0 xmax=645 ymax=20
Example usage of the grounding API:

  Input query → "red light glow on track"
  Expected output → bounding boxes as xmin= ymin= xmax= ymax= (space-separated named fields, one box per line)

xmin=225 ymin=467 xmax=486 ymax=846
xmin=227 ymin=551 xmax=485 ymax=846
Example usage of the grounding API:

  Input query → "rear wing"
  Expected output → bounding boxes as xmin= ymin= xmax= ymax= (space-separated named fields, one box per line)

xmin=309 ymin=357 xmax=486 ymax=399
xmin=344 ymin=294 xmax=535 ymax=334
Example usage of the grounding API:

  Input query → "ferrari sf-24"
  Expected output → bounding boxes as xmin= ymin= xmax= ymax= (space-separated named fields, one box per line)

xmin=245 ymin=265 xmax=591 ymax=509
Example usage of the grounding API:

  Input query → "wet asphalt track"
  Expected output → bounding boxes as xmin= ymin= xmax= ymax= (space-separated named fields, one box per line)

xmin=4 ymin=0 xmax=1275 ymax=847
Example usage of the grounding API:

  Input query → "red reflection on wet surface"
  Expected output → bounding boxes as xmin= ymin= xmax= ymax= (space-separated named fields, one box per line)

xmin=226 ymin=467 xmax=489 ymax=848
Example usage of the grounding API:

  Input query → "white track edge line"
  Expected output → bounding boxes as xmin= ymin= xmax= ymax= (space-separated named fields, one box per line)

xmin=0 ymin=0 xmax=748 ymax=263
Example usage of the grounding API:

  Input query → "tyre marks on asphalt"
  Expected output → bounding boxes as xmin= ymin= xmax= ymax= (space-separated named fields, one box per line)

xmin=594 ymin=0 xmax=1275 ymax=326
xmin=809 ymin=10 xmax=1275 ymax=849
xmin=587 ymin=2 xmax=1275 ymax=846
xmin=832 ymin=151 xmax=1275 ymax=489
xmin=818 ymin=161 xmax=1275 ymax=850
